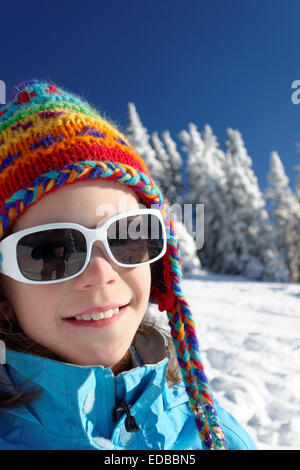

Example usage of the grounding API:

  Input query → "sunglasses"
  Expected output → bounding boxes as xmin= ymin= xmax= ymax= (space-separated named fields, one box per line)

xmin=0 ymin=209 xmax=167 ymax=285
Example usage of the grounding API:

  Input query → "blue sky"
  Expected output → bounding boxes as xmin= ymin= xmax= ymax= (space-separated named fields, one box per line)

xmin=1 ymin=0 xmax=300 ymax=192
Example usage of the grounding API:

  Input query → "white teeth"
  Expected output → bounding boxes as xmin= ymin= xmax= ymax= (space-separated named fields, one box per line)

xmin=74 ymin=307 xmax=120 ymax=321
xmin=104 ymin=309 xmax=113 ymax=319
xmin=91 ymin=312 xmax=104 ymax=320
xmin=83 ymin=314 xmax=93 ymax=321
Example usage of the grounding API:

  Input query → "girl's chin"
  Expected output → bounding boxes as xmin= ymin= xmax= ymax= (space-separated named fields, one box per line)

xmin=58 ymin=344 xmax=132 ymax=368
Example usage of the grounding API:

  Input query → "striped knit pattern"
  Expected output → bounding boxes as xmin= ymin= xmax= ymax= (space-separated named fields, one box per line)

xmin=0 ymin=80 xmax=228 ymax=449
xmin=0 ymin=79 xmax=150 ymax=208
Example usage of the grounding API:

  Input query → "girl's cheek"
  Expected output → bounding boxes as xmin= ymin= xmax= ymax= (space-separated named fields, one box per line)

xmin=133 ymin=266 xmax=152 ymax=304
xmin=10 ymin=284 xmax=58 ymax=324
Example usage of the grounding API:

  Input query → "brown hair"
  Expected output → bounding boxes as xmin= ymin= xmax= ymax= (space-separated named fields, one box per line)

xmin=0 ymin=259 xmax=181 ymax=411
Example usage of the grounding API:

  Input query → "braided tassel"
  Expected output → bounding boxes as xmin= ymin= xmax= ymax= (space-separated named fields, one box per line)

xmin=167 ymin=219 xmax=228 ymax=449
xmin=166 ymin=306 xmax=214 ymax=449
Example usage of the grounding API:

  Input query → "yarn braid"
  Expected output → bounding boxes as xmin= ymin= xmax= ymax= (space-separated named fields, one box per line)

xmin=166 ymin=219 xmax=228 ymax=449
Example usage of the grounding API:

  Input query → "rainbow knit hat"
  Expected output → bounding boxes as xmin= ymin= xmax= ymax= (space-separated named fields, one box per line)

xmin=0 ymin=79 xmax=228 ymax=450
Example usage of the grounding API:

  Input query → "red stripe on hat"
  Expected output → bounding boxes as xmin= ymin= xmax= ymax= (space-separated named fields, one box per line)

xmin=0 ymin=142 xmax=149 ymax=206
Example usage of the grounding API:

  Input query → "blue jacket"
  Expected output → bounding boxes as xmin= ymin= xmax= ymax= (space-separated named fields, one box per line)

xmin=0 ymin=326 xmax=257 ymax=450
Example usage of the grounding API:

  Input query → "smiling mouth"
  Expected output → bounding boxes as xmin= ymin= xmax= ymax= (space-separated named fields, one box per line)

xmin=64 ymin=304 xmax=129 ymax=326
xmin=70 ymin=307 xmax=121 ymax=321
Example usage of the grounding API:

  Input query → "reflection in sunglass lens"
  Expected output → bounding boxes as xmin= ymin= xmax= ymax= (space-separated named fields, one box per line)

xmin=107 ymin=213 xmax=164 ymax=265
xmin=17 ymin=228 xmax=87 ymax=281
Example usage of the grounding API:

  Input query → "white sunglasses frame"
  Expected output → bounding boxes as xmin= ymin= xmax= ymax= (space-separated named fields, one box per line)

xmin=0 ymin=208 xmax=167 ymax=285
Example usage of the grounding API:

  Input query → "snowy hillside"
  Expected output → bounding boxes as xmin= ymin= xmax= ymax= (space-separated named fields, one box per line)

xmin=149 ymin=269 xmax=300 ymax=450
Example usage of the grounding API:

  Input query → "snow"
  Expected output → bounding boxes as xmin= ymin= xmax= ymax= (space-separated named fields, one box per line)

xmin=149 ymin=268 xmax=300 ymax=450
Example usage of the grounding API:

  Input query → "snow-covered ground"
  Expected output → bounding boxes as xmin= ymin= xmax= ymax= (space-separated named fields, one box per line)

xmin=150 ymin=269 xmax=300 ymax=450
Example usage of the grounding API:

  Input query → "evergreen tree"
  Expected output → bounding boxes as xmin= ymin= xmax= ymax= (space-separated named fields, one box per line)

xmin=179 ymin=123 xmax=205 ymax=205
xmin=162 ymin=130 xmax=184 ymax=203
xmin=151 ymin=131 xmax=173 ymax=200
xmin=125 ymin=103 xmax=163 ymax=185
xmin=265 ymin=151 xmax=300 ymax=281
xmin=179 ymin=123 xmax=227 ymax=269
xmin=293 ymin=163 xmax=300 ymax=202
xmin=151 ymin=130 xmax=185 ymax=204
xmin=218 ymin=129 xmax=287 ymax=281
xmin=172 ymin=216 xmax=202 ymax=275
xmin=126 ymin=104 xmax=195 ymax=274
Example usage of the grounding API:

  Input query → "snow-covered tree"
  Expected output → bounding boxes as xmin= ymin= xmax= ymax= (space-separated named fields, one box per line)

xmin=125 ymin=102 xmax=163 ymax=185
xmin=179 ymin=123 xmax=227 ymax=270
xmin=179 ymin=123 xmax=205 ymax=204
xmin=151 ymin=130 xmax=184 ymax=204
xmin=172 ymin=216 xmax=202 ymax=275
xmin=162 ymin=130 xmax=184 ymax=203
xmin=151 ymin=131 xmax=173 ymax=200
xmin=217 ymin=129 xmax=287 ymax=281
xmin=293 ymin=163 xmax=300 ymax=202
xmin=125 ymin=103 xmax=185 ymax=204
xmin=265 ymin=151 xmax=300 ymax=281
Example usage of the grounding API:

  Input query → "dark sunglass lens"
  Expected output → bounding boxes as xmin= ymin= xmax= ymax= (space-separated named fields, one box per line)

xmin=17 ymin=228 xmax=87 ymax=281
xmin=107 ymin=214 xmax=164 ymax=265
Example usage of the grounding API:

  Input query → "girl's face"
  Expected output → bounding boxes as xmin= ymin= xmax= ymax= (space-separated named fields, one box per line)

xmin=1 ymin=180 xmax=152 ymax=367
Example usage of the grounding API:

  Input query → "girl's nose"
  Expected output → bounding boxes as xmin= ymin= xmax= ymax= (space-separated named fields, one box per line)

xmin=74 ymin=242 xmax=120 ymax=289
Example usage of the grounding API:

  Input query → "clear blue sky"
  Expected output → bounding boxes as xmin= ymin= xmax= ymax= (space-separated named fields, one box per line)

xmin=1 ymin=0 xmax=300 ymax=192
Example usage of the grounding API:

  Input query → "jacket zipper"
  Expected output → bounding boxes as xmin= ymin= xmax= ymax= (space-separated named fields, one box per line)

xmin=112 ymin=399 xmax=140 ymax=432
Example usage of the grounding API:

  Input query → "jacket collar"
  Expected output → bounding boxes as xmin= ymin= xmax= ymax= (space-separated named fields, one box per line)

xmin=1 ymin=326 xmax=170 ymax=443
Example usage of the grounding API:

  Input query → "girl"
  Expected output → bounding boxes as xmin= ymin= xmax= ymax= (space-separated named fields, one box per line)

xmin=0 ymin=79 xmax=256 ymax=450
